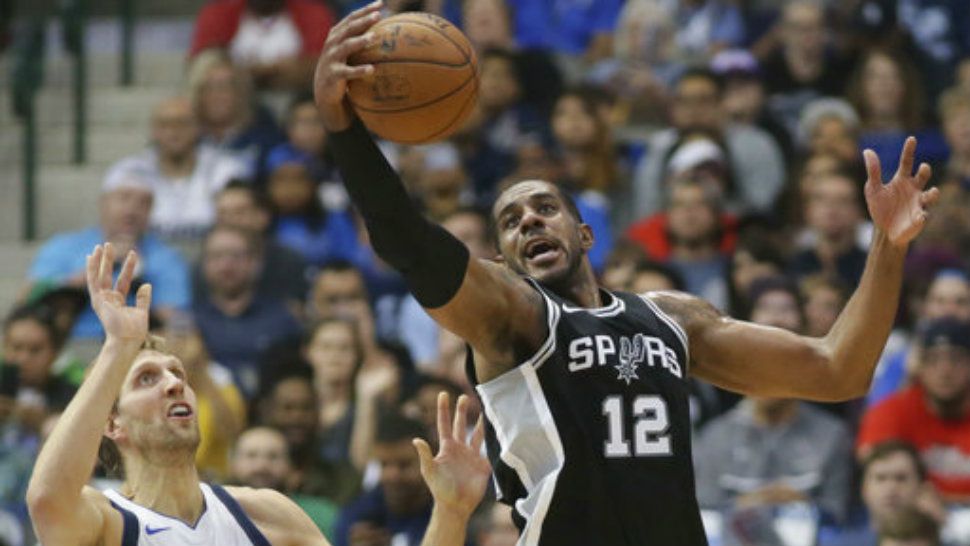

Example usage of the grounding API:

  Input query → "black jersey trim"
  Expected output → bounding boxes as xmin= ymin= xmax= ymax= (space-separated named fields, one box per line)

xmin=639 ymin=294 xmax=690 ymax=369
xmin=210 ymin=484 xmax=272 ymax=546
xmin=560 ymin=289 xmax=625 ymax=317
xmin=108 ymin=499 xmax=140 ymax=546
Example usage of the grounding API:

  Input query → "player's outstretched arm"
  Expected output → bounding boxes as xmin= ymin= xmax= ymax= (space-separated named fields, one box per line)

xmin=415 ymin=393 xmax=492 ymax=546
xmin=313 ymin=1 xmax=546 ymax=379
xmin=27 ymin=243 xmax=151 ymax=546
xmin=652 ymin=138 xmax=940 ymax=401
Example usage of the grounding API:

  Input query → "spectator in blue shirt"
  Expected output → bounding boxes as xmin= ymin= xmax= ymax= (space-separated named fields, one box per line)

xmin=334 ymin=412 xmax=433 ymax=546
xmin=193 ymin=225 xmax=301 ymax=397
xmin=509 ymin=0 xmax=623 ymax=60
xmin=27 ymin=170 xmax=190 ymax=339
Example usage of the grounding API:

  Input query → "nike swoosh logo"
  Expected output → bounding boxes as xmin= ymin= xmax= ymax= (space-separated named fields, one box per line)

xmin=145 ymin=525 xmax=171 ymax=535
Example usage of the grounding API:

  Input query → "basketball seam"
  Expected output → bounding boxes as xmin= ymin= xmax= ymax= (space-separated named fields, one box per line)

xmin=365 ymin=58 xmax=470 ymax=68
xmin=390 ymin=18 xmax=471 ymax=63
xmin=409 ymin=74 xmax=478 ymax=143
xmin=349 ymin=69 xmax=476 ymax=114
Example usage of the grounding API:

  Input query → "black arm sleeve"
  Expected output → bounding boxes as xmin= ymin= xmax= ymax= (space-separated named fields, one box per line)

xmin=329 ymin=118 xmax=470 ymax=309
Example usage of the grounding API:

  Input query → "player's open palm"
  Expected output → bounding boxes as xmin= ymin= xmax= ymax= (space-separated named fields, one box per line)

xmin=414 ymin=393 xmax=491 ymax=519
xmin=86 ymin=243 xmax=151 ymax=342
xmin=864 ymin=136 xmax=941 ymax=247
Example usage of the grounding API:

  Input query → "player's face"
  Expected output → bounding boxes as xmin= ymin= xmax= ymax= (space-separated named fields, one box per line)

xmin=493 ymin=181 xmax=592 ymax=285
xmin=862 ymin=452 xmax=922 ymax=523
xmin=112 ymin=351 xmax=199 ymax=461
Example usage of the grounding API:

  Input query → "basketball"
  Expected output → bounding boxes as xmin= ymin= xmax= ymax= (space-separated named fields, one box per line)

xmin=347 ymin=12 xmax=479 ymax=144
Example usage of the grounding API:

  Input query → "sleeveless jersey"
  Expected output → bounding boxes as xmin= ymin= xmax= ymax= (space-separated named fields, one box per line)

xmin=102 ymin=483 xmax=270 ymax=546
xmin=467 ymin=280 xmax=708 ymax=546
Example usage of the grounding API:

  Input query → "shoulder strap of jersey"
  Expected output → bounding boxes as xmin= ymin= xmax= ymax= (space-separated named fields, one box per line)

xmin=208 ymin=484 xmax=272 ymax=546
xmin=637 ymin=293 xmax=690 ymax=370
xmin=464 ymin=278 xmax=562 ymax=385
xmin=107 ymin=498 xmax=140 ymax=546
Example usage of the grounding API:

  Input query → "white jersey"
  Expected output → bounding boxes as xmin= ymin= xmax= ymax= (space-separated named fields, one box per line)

xmin=102 ymin=483 xmax=270 ymax=546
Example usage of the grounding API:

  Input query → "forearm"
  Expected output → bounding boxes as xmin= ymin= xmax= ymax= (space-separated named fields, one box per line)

xmin=420 ymin=506 xmax=472 ymax=546
xmin=348 ymin=394 xmax=379 ymax=471
xmin=329 ymin=118 xmax=469 ymax=308
xmin=28 ymin=339 xmax=139 ymax=507
xmin=822 ymin=230 xmax=906 ymax=394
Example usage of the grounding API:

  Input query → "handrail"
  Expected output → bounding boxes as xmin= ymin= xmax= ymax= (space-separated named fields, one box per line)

xmin=120 ymin=0 xmax=135 ymax=86
xmin=61 ymin=0 xmax=88 ymax=164
xmin=10 ymin=18 xmax=46 ymax=241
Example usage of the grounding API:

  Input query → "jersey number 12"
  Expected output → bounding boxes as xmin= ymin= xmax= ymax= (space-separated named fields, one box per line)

xmin=602 ymin=395 xmax=672 ymax=457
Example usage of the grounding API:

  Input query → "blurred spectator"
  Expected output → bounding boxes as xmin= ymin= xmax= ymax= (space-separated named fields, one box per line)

xmin=761 ymin=1 xmax=856 ymax=137
xmin=106 ymin=96 xmax=249 ymax=242
xmin=461 ymin=0 xmax=564 ymax=117
xmin=1 ymin=305 xmax=76 ymax=433
xmin=628 ymin=259 xmax=685 ymax=294
xmin=788 ymin=167 xmax=868 ymax=287
xmin=896 ymin=0 xmax=970 ymax=102
xmin=877 ymin=506 xmax=942 ymax=546
xmin=819 ymin=441 xmax=944 ymax=546
xmin=333 ymin=412 xmax=433 ymax=546
xmin=393 ymin=208 xmax=492 ymax=372
xmin=187 ymin=51 xmax=286 ymax=180
xmin=28 ymin=172 xmax=190 ymax=339
xmin=670 ymin=0 xmax=746 ymax=61
xmin=458 ymin=48 xmax=549 ymax=200
xmin=629 ymin=175 xmax=733 ymax=310
xmin=937 ymin=89 xmax=970 ymax=188
xmin=695 ymin=276 xmax=853 ymax=523
xmin=847 ymin=49 xmax=949 ymax=176
xmin=869 ymin=269 xmax=970 ymax=407
xmin=587 ymin=0 xmax=679 ymax=128
xmin=405 ymin=143 xmax=473 ymax=223
xmin=193 ymin=225 xmax=302 ymax=396
xmin=258 ymin=371 xmax=361 ymax=504
xmin=198 ymin=180 xmax=310 ymax=305
xmin=309 ymin=262 xmax=404 ymax=377
xmin=727 ymin=232 xmax=786 ymax=319
xmin=304 ymin=318 xmax=399 ymax=471
xmin=189 ymin=0 xmax=335 ymax=91
xmin=550 ymin=88 xmax=618 ymax=271
xmin=858 ymin=317 xmax=970 ymax=501
xmin=230 ymin=426 xmax=339 ymax=535
xmin=265 ymin=144 xmax=362 ymax=267
xmin=474 ymin=502 xmax=519 ymax=546
xmin=600 ymin=238 xmax=650 ymax=292
xmin=800 ymin=274 xmax=849 ymax=337
xmin=162 ymin=314 xmax=246 ymax=480
xmin=507 ymin=0 xmax=623 ymax=64
xmin=711 ymin=49 xmax=793 ymax=160
xmin=797 ymin=98 xmax=862 ymax=166
xmin=632 ymin=68 xmax=786 ymax=219
xmin=284 ymin=93 xmax=343 ymax=188
xmin=400 ymin=374 xmax=467 ymax=445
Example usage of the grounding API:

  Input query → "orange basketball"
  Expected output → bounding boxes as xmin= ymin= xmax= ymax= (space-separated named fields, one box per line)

xmin=347 ymin=12 xmax=479 ymax=144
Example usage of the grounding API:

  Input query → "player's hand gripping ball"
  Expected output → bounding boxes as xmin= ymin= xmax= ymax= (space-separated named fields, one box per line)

xmin=347 ymin=12 xmax=479 ymax=144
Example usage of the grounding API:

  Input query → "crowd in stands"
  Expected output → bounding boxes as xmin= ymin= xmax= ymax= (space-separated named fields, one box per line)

xmin=4 ymin=0 xmax=970 ymax=544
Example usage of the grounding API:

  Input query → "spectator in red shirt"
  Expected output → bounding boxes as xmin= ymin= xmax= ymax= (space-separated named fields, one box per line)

xmin=189 ymin=0 xmax=335 ymax=91
xmin=858 ymin=318 xmax=970 ymax=501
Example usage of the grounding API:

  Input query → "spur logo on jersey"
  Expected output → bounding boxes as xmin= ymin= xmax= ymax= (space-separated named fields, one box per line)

xmin=567 ymin=333 xmax=682 ymax=381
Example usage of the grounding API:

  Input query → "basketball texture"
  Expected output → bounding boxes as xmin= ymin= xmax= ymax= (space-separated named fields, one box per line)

xmin=347 ymin=12 xmax=479 ymax=144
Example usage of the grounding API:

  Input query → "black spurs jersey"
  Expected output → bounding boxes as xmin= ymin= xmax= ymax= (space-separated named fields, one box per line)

xmin=467 ymin=280 xmax=708 ymax=546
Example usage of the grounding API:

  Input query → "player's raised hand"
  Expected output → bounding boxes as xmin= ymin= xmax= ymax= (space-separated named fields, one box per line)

xmin=413 ymin=392 xmax=491 ymax=519
xmin=86 ymin=243 xmax=151 ymax=343
xmin=313 ymin=0 xmax=381 ymax=127
xmin=863 ymin=137 xmax=941 ymax=247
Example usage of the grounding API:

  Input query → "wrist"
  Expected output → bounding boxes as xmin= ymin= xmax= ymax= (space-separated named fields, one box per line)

xmin=102 ymin=336 xmax=144 ymax=352
xmin=432 ymin=502 xmax=476 ymax=523
xmin=319 ymin=99 xmax=356 ymax=132
xmin=873 ymin=228 xmax=909 ymax=254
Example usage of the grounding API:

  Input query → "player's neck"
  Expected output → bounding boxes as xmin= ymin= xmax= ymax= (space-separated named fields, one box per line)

xmin=553 ymin=263 xmax=602 ymax=308
xmin=121 ymin=459 xmax=204 ymax=524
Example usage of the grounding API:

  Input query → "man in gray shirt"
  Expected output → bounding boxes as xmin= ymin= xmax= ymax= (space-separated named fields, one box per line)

xmin=693 ymin=276 xmax=853 ymax=523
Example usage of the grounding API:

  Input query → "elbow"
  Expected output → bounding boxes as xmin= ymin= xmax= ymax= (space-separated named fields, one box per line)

xmin=26 ymin=483 xmax=56 ymax=521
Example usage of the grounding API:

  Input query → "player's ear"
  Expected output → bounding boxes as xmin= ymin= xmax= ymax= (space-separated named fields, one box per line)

xmin=104 ymin=410 xmax=125 ymax=443
xmin=579 ymin=223 xmax=594 ymax=251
